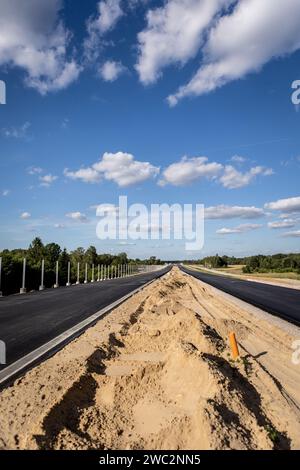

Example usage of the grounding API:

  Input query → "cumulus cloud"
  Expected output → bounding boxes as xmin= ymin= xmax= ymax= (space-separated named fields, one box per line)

xmin=2 ymin=122 xmax=31 ymax=139
xmin=65 ymin=151 xmax=160 ymax=187
xmin=282 ymin=230 xmax=300 ymax=238
xmin=99 ymin=60 xmax=125 ymax=81
xmin=20 ymin=212 xmax=31 ymax=220
xmin=219 ymin=165 xmax=273 ymax=189
xmin=0 ymin=0 xmax=81 ymax=95
xmin=39 ymin=174 xmax=58 ymax=187
xmin=205 ymin=205 xmax=265 ymax=220
xmin=64 ymin=167 xmax=101 ymax=184
xmin=265 ymin=196 xmax=300 ymax=213
xmin=168 ymin=0 xmax=300 ymax=105
xmin=230 ymin=155 xmax=247 ymax=163
xmin=159 ymin=156 xmax=223 ymax=186
xmin=2 ymin=190 xmax=10 ymax=197
xmin=136 ymin=0 xmax=233 ymax=84
xmin=217 ymin=223 xmax=262 ymax=235
xmin=159 ymin=156 xmax=273 ymax=188
xmin=268 ymin=219 xmax=296 ymax=229
xmin=28 ymin=166 xmax=43 ymax=175
xmin=84 ymin=0 xmax=123 ymax=61
xmin=66 ymin=212 xmax=88 ymax=223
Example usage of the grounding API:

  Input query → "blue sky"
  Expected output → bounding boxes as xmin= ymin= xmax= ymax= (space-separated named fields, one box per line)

xmin=0 ymin=0 xmax=300 ymax=260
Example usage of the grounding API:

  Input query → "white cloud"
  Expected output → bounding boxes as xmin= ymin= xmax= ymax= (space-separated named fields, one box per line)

xmin=136 ymin=0 xmax=232 ymax=84
xmin=2 ymin=190 xmax=10 ymax=197
xmin=230 ymin=155 xmax=247 ymax=163
xmin=159 ymin=156 xmax=223 ymax=186
xmin=205 ymin=205 xmax=265 ymax=220
xmin=219 ymin=165 xmax=273 ymax=189
xmin=0 ymin=0 xmax=81 ymax=95
xmin=64 ymin=167 xmax=102 ymax=184
xmin=282 ymin=230 xmax=300 ymax=238
xmin=128 ymin=0 xmax=151 ymax=8
xmin=99 ymin=60 xmax=125 ymax=81
xmin=217 ymin=223 xmax=262 ymax=235
xmin=84 ymin=0 xmax=123 ymax=61
xmin=65 ymin=151 xmax=160 ymax=187
xmin=54 ymin=223 xmax=65 ymax=229
xmin=159 ymin=156 xmax=273 ymax=189
xmin=2 ymin=122 xmax=31 ymax=139
xmin=168 ymin=0 xmax=300 ymax=105
xmin=268 ymin=219 xmax=296 ymax=229
xmin=28 ymin=166 xmax=43 ymax=175
xmin=20 ymin=212 xmax=31 ymax=220
xmin=66 ymin=212 xmax=88 ymax=223
xmin=39 ymin=174 xmax=58 ymax=187
xmin=61 ymin=118 xmax=69 ymax=129
xmin=265 ymin=196 xmax=300 ymax=213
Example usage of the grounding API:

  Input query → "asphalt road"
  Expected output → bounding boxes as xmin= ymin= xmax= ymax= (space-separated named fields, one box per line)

xmin=180 ymin=266 xmax=300 ymax=326
xmin=0 ymin=267 xmax=170 ymax=371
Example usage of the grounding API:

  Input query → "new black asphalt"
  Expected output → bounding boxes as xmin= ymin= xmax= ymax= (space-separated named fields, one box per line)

xmin=0 ymin=267 xmax=171 ymax=370
xmin=180 ymin=265 xmax=300 ymax=326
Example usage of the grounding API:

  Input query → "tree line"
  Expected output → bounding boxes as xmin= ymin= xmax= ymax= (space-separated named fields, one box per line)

xmin=0 ymin=238 xmax=162 ymax=296
xmin=197 ymin=253 xmax=300 ymax=274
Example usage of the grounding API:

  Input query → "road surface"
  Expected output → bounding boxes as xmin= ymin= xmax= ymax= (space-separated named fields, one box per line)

xmin=180 ymin=266 xmax=300 ymax=326
xmin=0 ymin=267 xmax=170 ymax=373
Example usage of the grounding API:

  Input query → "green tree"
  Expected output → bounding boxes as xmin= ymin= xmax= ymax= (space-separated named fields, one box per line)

xmin=85 ymin=246 xmax=98 ymax=265
xmin=28 ymin=238 xmax=45 ymax=266
xmin=59 ymin=249 xmax=70 ymax=285
xmin=44 ymin=243 xmax=61 ymax=267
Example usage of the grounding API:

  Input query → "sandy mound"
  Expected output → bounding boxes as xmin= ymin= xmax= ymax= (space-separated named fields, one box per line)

xmin=0 ymin=267 xmax=299 ymax=450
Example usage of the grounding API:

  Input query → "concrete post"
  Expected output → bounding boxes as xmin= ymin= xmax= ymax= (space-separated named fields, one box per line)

xmin=54 ymin=261 xmax=59 ymax=288
xmin=101 ymin=264 xmax=103 ymax=281
xmin=0 ymin=257 xmax=3 ymax=297
xmin=66 ymin=261 xmax=71 ymax=287
xmin=104 ymin=265 xmax=106 ymax=280
xmin=20 ymin=258 xmax=27 ymax=294
xmin=76 ymin=262 xmax=80 ymax=285
xmin=91 ymin=264 xmax=95 ymax=283
xmin=97 ymin=264 xmax=100 ymax=282
xmin=39 ymin=259 xmax=45 ymax=291
xmin=84 ymin=263 xmax=88 ymax=284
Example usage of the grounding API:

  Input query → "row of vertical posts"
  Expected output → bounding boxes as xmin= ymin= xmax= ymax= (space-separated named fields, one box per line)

xmin=0 ymin=257 xmax=140 ymax=295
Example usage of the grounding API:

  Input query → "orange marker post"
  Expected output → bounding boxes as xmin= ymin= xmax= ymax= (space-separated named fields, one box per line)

xmin=229 ymin=332 xmax=239 ymax=360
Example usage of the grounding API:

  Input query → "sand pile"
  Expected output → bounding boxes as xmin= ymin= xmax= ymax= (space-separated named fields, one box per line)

xmin=0 ymin=267 xmax=299 ymax=450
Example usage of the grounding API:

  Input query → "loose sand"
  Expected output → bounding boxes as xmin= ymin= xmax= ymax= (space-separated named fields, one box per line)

xmin=0 ymin=267 xmax=300 ymax=450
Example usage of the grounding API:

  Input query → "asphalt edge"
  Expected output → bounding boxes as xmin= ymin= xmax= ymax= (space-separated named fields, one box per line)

xmin=0 ymin=267 xmax=170 ymax=390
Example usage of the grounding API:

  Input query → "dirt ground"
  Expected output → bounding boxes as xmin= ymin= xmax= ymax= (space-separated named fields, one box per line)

xmin=0 ymin=267 xmax=300 ymax=450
